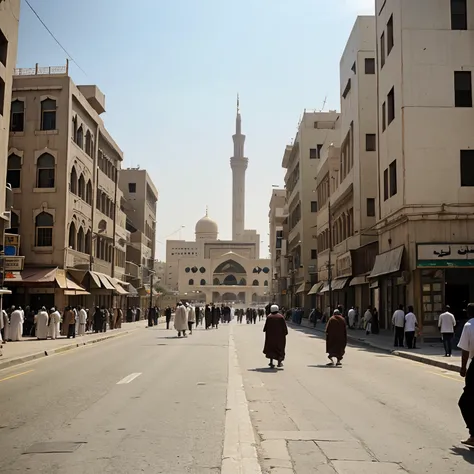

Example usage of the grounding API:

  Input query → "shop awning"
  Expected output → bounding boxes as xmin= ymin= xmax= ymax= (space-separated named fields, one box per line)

xmin=6 ymin=267 xmax=57 ymax=285
xmin=308 ymin=282 xmax=324 ymax=295
xmin=350 ymin=275 xmax=368 ymax=286
xmin=369 ymin=246 xmax=404 ymax=279
xmin=64 ymin=289 xmax=90 ymax=296
xmin=95 ymin=273 xmax=116 ymax=291
xmin=296 ymin=283 xmax=307 ymax=294
xmin=126 ymin=283 xmax=139 ymax=297
xmin=319 ymin=278 xmax=350 ymax=292
xmin=109 ymin=278 xmax=129 ymax=296
xmin=56 ymin=270 xmax=88 ymax=293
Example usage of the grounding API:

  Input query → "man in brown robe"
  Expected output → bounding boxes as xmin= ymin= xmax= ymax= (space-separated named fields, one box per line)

xmin=263 ymin=305 xmax=288 ymax=368
xmin=326 ymin=309 xmax=347 ymax=366
xmin=62 ymin=306 xmax=76 ymax=338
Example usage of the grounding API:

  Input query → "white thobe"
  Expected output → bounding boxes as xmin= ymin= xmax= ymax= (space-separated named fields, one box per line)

xmin=74 ymin=309 xmax=79 ymax=335
xmin=78 ymin=309 xmax=87 ymax=336
xmin=174 ymin=306 xmax=188 ymax=331
xmin=35 ymin=311 xmax=49 ymax=340
xmin=49 ymin=311 xmax=61 ymax=339
xmin=9 ymin=310 xmax=23 ymax=341
xmin=348 ymin=309 xmax=356 ymax=327
xmin=187 ymin=306 xmax=196 ymax=323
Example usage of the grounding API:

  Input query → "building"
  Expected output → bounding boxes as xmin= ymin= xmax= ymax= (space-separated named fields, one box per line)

xmin=282 ymin=111 xmax=340 ymax=311
xmin=314 ymin=16 xmax=379 ymax=318
xmin=370 ymin=0 xmax=474 ymax=336
xmin=5 ymin=63 xmax=129 ymax=310
xmin=0 ymin=0 xmax=20 ymax=284
xmin=165 ymin=99 xmax=270 ymax=305
xmin=119 ymin=168 xmax=158 ymax=309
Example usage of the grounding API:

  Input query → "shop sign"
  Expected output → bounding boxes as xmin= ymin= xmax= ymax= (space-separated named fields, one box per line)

xmin=417 ymin=243 xmax=474 ymax=268
xmin=335 ymin=251 xmax=352 ymax=278
xmin=4 ymin=234 xmax=20 ymax=247
xmin=1 ymin=256 xmax=24 ymax=271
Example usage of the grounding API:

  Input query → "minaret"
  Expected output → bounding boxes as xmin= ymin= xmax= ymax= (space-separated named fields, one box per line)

xmin=230 ymin=94 xmax=248 ymax=241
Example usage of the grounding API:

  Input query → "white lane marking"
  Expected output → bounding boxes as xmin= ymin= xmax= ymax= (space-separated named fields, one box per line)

xmin=117 ymin=373 xmax=142 ymax=385
xmin=221 ymin=326 xmax=262 ymax=473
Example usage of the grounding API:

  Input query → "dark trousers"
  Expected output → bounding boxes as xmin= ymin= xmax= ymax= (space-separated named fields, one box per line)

xmin=67 ymin=324 xmax=75 ymax=338
xmin=459 ymin=361 xmax=474 ymax=437
xmin=405 ymin=331 xmax=415 ymax=349
xmin=166 ymin=316 xmax=171 ymax=329
xmin=394 ymin=327 xmax=404 ymax=347
xmin=188 ymin=321 xmax=194 ymax=333
xmin=442 ymin=333 xmax=454 ymax=355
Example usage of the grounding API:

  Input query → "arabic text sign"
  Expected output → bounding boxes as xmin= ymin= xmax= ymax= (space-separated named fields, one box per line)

xmin=417 ymin=243 xmax=474 ymax=267
xmin=2 ymin=256 xmax=25 ymax=271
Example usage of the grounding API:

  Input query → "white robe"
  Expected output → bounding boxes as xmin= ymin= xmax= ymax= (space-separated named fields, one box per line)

xmin=74 ymin=308 xmax=79 ymax=335
xmin=9 ymin=310 xmax=23 ymax=341
xmin=78 ymin=309 xmax=87 ymax=335
xmin=49 ymin=311 xmax=61 ymax=339
xmin=35 ymin=311 xmax=49 ymax=340
xmin=187 ymin=306 xmax=196 ymax=323
xmin=174 ymin=306 xmax=188 ymax=331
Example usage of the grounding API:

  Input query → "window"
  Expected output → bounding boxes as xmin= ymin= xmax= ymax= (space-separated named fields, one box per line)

xmin=367 ymin=198 xmax=376 ymax=217
xmin=85 ymin=230 xmax=91 ymax=254
xmin=41 ymin=98 xmax=56 ymax=130
xmin=188 ymin=279 xmax=194 ymax=285
xmin=380 ymin=32 xmax=386 ymax=68
xmin=10 ymin=100 xmax=24 ymax=132
xmin=76 ymin=125 xmax=84 ymax=148
xmin=366 ymin=134 xmax=376 ymax=152
xmin=365 ymin=58 xmax=375 ymax=75
xmin=200 ymin=279 xmax=206 ymax=285
xmin=454 ymin=71 xmax=472 ymax=107
xmin=0 ymin=28 xmax=7 ymax=67
xmin=387 ymin=88 xmax=395 ymax=124
xmin=77 ymin=227 xmax=85 ymax=253
xmin=382 ymin=102 xmax=386 ymax=131
xmin=311 ymin=201 xmax=318 ymax=213
xmin=7 ymin=211 xmax=19 ymax=234
xmin=310 ymin=148 xmax=318 ymax=159
xmin=37 ymin=153 xmax=55 ymax=188
xmin=387 ymin=15 xmax=394 ymax=55
xmin=128 ymin=182 xmax=136 ymax=193
xmin=72 ymin=115 xmax=77 ymax=141
xmin=264 ymin=280 xmax=269 ymax=287
xmin=342 ymin=78 xmax=351 ymax=99
xmin=68 ymin=222 xmax=76 ymax=250
xmin=451 ymin=0 xmax=467 ymax=30
xmin=252 ymin=279 xmax=259 ymax=286
xmin=383 ymin=169 xmax=389 ymax=201
xmin=389 ymin=160 xmax=397 ymax=197
xmin=317 ymin=144 xmax=323 ymax=159
xmin=0 ymin=77 xmax=5 ymax=116
xmin=351 ymin=61 xmax=356 ymax=74
xmin=7 ymin=154 xmax=21 ymax=188
xmin=70 ymin=166 xmax=77 ymax=194
xmin=35 ymin=212 xmax=54 ymax=247
xmin=78 ymin=174 xmax=85 ymax=200
xmin=460 ymin=150 xmax=474 ymax=186
xmin=86 ymin=180 xmax=93 ymax=205
xmin=311 ymin=249 xmax=317 ymax=259
xmin=85 ymin=130 xmax=92 ymax=156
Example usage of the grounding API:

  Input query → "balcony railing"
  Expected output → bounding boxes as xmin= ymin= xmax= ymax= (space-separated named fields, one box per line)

xmin=14 ymin=64 xmax=68 ymax=76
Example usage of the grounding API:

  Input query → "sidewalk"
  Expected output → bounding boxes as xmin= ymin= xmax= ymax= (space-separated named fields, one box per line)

xmin=290 ymin=318 xmax=462 ymax=373
xmin=0 ymin=319 xmax=155 ymax=371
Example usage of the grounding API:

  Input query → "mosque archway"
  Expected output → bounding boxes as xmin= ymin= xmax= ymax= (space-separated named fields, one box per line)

xmin=223 ymin=274 xmax=238 ymax=286
xmin=214 ymin=259 xmax=247 ymax=275
xmin=222 ymin=292 xmax=237 ymax=302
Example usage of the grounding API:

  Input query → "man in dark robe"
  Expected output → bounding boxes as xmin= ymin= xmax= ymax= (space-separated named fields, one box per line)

xmin=263 ymin=305 xmax=288 ymax=368
xmin=93 ymin=307 xmax=104 ymax=333
xmin=326 ymin=309 xmax=347 ymax=366
xmin=165 ymin=306 xmax=172 ymax=329
xmin=205 ymin=304 xmax=212 ymax=329
xmin=212 ymin=305 xmax=220 ymax=328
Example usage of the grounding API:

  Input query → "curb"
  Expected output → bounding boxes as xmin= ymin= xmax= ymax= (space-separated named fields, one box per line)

xmin=289 ymin=321 xmax=461 ymax=374
xmin=0 ymin=327 xmax=139 ymax=371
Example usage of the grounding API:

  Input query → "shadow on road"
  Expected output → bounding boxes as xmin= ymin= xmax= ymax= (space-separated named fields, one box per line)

xmin=248 ymin=368 xmax=280 ymax=373
xmin=307 ymin=364 xmax=343 ymax=369
xmin=450 ymin=446 xmax=474 ymax=465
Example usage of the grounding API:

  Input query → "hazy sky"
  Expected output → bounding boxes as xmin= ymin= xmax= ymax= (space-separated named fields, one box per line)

xmin=17 ymin=0 xmax=375 ymax=259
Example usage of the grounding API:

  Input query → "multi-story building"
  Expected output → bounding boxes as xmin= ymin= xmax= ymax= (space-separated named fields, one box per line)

xmin=372 ymin=0 xmax=474 ymax=336
xmin=315 ymin=16 xmax=379 ymax=318
xmin=119 ymin=168 xmax=158 ymax=308
xmin=5 ymin=63 xmax=129 ymax=310
xmin=0 ymin=0 xmax=20 ymax=283
xmin=282 ymin=111 xmax=340 ymax=311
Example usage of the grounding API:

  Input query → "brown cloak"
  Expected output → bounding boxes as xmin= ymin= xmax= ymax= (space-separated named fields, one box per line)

xmin=326 ymin=315 xmax=347 ymax=359
xmin=61 ymin=310 xmax=75 ymax=336
xmin=263 ymin=313 xmax=288 ymax=361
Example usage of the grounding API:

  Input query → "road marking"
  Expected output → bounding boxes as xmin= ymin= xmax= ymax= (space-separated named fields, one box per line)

xmin=117 ymin=373 xmax=142 ymax=384
xmin=0 ymin=369 xmax=34 ymax=383
xmin=221 ymin=326 xmax=262 ymax=473
xmin=429 ymin=371 xmax=463 ymax=382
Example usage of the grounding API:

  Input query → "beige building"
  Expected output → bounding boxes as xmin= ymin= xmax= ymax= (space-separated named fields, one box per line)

xmin=5 ymin=63 xmax=130 ymax=310
xmin=314 ymin=16 xmax=379 ymax=317
xmin=282 ymin=111 xmax=340 ymax=310
xmin=371 ymin=0 xmax=474 ymax=336
xmin=0 ymin=0 xmax=20 ymax=266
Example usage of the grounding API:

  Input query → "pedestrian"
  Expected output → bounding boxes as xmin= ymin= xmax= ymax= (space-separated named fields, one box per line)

xmin=263 ymin=305 xmax=288 ymax=369
xmin=392 ymin=304 xmax=405 ymax=348
xmin=348 ymin=306 xmax=356 ymax=329
xmin=439 ymin=305 xmax=456 ymax=357
xmin=35 ymin=307 xmax=49 ymax=340
xmin=165 ymin=306 xmax=172 ymax=329
xmin=174 ymin=302 xmax=188 ymax=337
xmin=205 ymin=304 xmax=212 ymax=329
xmin=404 ymin=306 xmax=418 ymax=349
xmin=148 ymin=306 xmax=155 ymax=328
xmin=458 ymin=303 xmax=474 ymax=447
xmin=49 ymin=307 xmax=61 ymax=339
xmin=78 ymin=306 xmax=87 ymax=336
xmin=212 ymin=304 xmax=220 ymax=328
xmin=195 ymin=306 xmax=201 ymax=327
xmin=325 ymin=309 xmax=347 ymax=366
xmin=186 ymin=303 xmax=195 ymax=334
xmin=63 ymin=306 xmax=76 ymax=338
xmin=93 ymin=306 xmax=103 ymax=333
xmin=371 ymin=308 xmax=380 ymax=334
xmin=363 ymin=306 xmax=373 ymax=335
xmin=0 ymin=307 xmax=9 ymax=343
xmin=9 ymin=306 xmax=23 ymax=341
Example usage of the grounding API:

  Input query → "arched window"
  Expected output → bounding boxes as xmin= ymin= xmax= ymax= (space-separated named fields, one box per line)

xmin=35 ymin=212 xmax=54 ymax=247
xmin=101 ymin=193 xmax=106 ymax=214
xmin=7 ymin=211 xmax=19 ymax=234
xmin=213 ymin=278 xmax=220 ymax=285
xmin=85 ymin=229 xmax=91 ymax=254
xmin=37 ymin=153 xmax=55 ymax=188
xmin=10 ymin=100 xmax=24 ymax=132
xmin=78 ymin=174 xmax=85 ymax=200
xmin=189 ymin=279 xmax=194 ymax=285
xmin=214 ymin=259 xmax=247 ymax=274
xmin=252 ymin=279 xmax=259 ymax=286
xmin=200 ymin=279 xmax=206 ymax=285
xmin=77 ymin=227 xmax=85 ymax=253
xmin=85 ymin=130 xmax=92 ymax=156
xmin=264 ymin=280 xmax=269 ymax=287
xmin=76 ymin=125 xmax=84 ymax=148
xmin=68 ymin=222 xmax=76 ymax=249
xmin=70 ymin=166 xmax=77 ymax=194
xmin=86 ymin=180 xmax=93 ymax=205
xmin=72 ymin=115 xmax=77 ymax=141
xmin=41 ymin=98 xmax=56 ymax=131
xmin=223 ymin=275 xmax=237 ymax=285
xmin=7 ymin=154 xmax=21 ymax=188
xmin=239 ymin=278 xmax=246 ymax=286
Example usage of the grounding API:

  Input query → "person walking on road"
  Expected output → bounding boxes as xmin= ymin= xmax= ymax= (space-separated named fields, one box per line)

xmin=174 ymin=302 xmax=188 ymax=337
xmin=363 ymin=306 xmax=373 ymax=335
xmin=392 ymin=304 xmax=405 ymax=348
xmin=263 ymin=305 xmax=288 ymax=369
xmin=9 ymin=307 xmax=23 ymax=341
xmin=49 ymin=307 xmax=61 ymax=340
xmin=348 ymin=306 xmax=356 ymax=329
xmin=326 ymin=309 xmax=347 ymax=366
xmin=439 ymin=306 xmax=456 ymax=357
xmin=404 ymin=306 xmax=418 ymax=349
xmin=165 ymin=306 xmax=172 ymax=330
xmin=78 ymin=306 xmax=87 ymax=336
xmin=458 ymin=303 xmax=474 ymax=447
xmin=35 ymin=307 xmax=49 ymax=340
xmin=186 ymin=303 xmax=195 ymax=334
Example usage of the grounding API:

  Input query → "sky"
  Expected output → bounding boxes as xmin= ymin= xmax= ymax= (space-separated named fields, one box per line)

xmin=16 ymin=0 xmax=375 ymax=260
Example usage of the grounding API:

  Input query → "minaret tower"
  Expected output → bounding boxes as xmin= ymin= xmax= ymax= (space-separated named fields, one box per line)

xmin=230 ymin=94 xmax=248 ymax=241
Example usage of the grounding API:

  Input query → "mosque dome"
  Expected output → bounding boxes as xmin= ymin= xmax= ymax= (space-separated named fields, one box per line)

xmin=195 ymin=214 xmax=219 ymax=235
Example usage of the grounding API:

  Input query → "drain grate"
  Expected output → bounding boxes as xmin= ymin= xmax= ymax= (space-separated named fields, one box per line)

xmin=23 ymin=442 xmax=86 ymax=454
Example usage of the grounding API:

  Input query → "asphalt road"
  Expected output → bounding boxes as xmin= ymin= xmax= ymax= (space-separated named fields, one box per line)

xmin=0 ymin=320 xmax=473 ymax=473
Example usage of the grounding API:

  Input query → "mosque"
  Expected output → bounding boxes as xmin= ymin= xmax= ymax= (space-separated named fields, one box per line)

xmin=165 ymin=98 xmax=272 ymax=305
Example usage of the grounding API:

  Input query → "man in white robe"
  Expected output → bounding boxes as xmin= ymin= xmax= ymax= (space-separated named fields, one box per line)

xmin=49 ymin=308 xmax=61 ymax=340
xmin=174 ymin=302 xmax=188 ymax=337
xmin=35 ymin=307 xmax=49 ymax=340
xmin=0 ymin=308 xmax=8 ymax=343
xmin=9 ymin=307 xmax=23 ymax=341
xmin=185 ymin=303 xmax=196 ymax=335
xmin=78 ymin=306 xmax=87 ymax=336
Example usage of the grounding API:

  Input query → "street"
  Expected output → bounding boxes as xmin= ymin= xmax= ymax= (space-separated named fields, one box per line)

xmin=0 ymin=321 xmax=472 ymax=473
